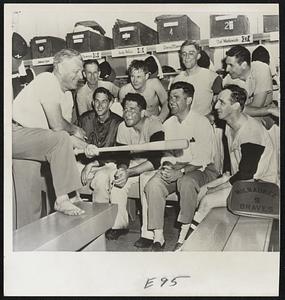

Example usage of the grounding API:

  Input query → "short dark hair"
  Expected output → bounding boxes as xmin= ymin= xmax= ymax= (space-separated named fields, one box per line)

xmin=225 ymin=45 xmax=251 ymax=66
xmin=252 ymin=45 xmax=270 ymax=65
xmin=128 ymin=60 xmax=149 ymax=75
xmin=197 ymin=50 xmax=210 ymax=69
xmin=223 ymin=84 xmax=248 ymax=111
xmin=122 ymin=93 xmax=147 ymax=110
xmin=169 ymin=81 xmax=195 ymax=98
xmin=83 ymin=59 xmax=99 ymax=69
xmin=92 ymin=86 xmax=113 ymax=102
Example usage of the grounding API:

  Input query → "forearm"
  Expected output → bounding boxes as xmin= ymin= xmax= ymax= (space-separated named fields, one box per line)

xmin=207 ymin=180 xmax=231 ymax=194
xmin=158 ymin=102 xmax=170 ymax=123
xmin=174 ymin=163 xmax=202 ymax=173
xmin=52 ymin=119 xmax=79 ymax=135
xmin=127 ymin=161 xmax=154 ymax=177
xmin=243 ymin=104 xmax=270 ymax=117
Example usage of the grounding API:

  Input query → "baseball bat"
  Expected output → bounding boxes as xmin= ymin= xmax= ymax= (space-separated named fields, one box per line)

xmin=74 ymin=139 xmax=189 ymax=156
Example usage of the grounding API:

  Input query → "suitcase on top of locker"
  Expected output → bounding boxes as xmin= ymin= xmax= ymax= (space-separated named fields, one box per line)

xmin=210 ymin=15 xmax=250 ymax=38
xmin=66 ymin=30 xmax=113 ymax=52
xmin=155 ymin=15 xmax=200 ymax=43
xmin=30 ymin=36 xmax=66 ymax=59
xmin=112 ymin=19 xmax=158 ymax=48
xmin=263 ymin=15 xmax=279 ymax=33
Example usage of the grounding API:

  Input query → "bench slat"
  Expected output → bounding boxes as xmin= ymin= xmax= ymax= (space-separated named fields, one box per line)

xmin=182 ymin=208 xmax=239 ymax=251
xmin=182 ymin=207 xmax=273 ymax=251
xmin=13 ymin=202 xmax=117 ymax=251
xmin=223 ymin=216 xmax=273 ymax=251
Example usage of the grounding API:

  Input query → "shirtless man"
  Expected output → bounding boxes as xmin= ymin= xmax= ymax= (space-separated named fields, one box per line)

xmin=119 ymin=59 xmax=169 ymax=122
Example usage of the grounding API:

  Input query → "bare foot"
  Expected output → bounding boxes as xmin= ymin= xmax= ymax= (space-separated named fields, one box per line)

xmin=54 ymin=198 xmax=85 ymax=216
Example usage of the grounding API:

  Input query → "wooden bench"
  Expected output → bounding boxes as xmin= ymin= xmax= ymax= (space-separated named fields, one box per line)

xmin=13 ymin=202 xmax=117 ymax=251
xmin=182 ymin=207 xmax=274 ymax=251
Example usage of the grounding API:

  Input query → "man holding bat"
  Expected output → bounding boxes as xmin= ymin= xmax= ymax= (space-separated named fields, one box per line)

xmin=84 ymin=93 xmax=165 ymax=240
xmin=145 ymin=81 xmax=219 ymax=251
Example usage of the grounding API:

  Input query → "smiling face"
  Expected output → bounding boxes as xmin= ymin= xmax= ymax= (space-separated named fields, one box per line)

xmin=130 ymin=68 xmax=148 ymax=91
xmin=225 ymin=56 xmax=245 ymax=80
xmin=169 ymin=88 xmax=191 ymax=116
xmin=215 ymin=89 xmax=234 ymax=120
xmin=123 ymin=100 xmax=143 ymax=127
xmin=59 ymin=56 xmax=83 ymax=90
xmin=93 ymin=92 xmax=111 ymax=117
xmin=180 ymin=44 xmax=200 ymax=70
xmin=83 ymin=63 xmax=100 ymax=86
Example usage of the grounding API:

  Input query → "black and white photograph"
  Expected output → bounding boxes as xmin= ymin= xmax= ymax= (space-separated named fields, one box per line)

xmin=4 ymin=2 xmax=280 ymax=296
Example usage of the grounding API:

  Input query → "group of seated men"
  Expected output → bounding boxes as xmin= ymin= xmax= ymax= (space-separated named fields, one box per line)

xmin=12 ymin=40 xmax=279 ymax=251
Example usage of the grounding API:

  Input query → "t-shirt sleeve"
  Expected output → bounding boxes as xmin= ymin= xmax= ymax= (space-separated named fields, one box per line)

xmin=39 ymin=74 xmax=62 ymax=106
xmin=253 ymin=62 xmax=273 ymax=94
xmin=116 ymin=122 xmax=127 ymax=144
xmin=148 ymin=116 xmax=164 ymax=137
xmin=229 ymin=142 xmax=265 ymax=184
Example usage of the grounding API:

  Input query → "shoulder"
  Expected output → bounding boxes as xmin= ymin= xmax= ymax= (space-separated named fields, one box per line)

xmin=191 ymin=111 xmax=211 ymax=126
xmin=77 ymin=83 xmax=88 ymax=94
xmin=163 ymin=116 xmax=176 ymax=127
xmin=173 ymin=71 xmax=186 ymax=82
xmin=251 ymin=61 xmax=270 ymax=72
xmin=99 ymin=80 xmax=117 ymax=89
xmin=35 ymin=72 xmax=56 ymax=86
xmin=80 ymin=110 xmax=95 ymax=122
xmin=119 ymin=83 xmax=132 ymax=98
xmin=110 ymin=111 xmax=124 ymax=123
xmin=198 ymin=67 xmax=218 ymax=80
xmin=148 ymin=77 xmax=161 ymax=86
xmin=120 ymin=83 xmax=132 ymax=92
xmin=239 ymin=115 xmax=265 ymax=144
xmin=147 ymin=115 xmax=162 ymax=124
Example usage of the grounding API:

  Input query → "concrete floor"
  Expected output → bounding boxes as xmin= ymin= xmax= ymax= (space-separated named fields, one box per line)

xmin=106 ymin=202 xmax=181 ymax=252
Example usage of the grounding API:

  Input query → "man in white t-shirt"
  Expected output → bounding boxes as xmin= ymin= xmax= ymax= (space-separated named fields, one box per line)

xmin=224 ymin=45 xmax=277 ymax=128
xmin=173 ymin=40 xmax=222 ymax=116
xmin=76 ymin=59 xmax=120 ymax=116
xmin=13 ymin=48 xmax=88 ymax=216
xmin=193 ymin=84 xmax=278 ymax=225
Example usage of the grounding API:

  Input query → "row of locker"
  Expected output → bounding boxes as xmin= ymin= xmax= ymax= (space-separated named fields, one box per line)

xmin=27 ymin=14 xmax=278 ymax=59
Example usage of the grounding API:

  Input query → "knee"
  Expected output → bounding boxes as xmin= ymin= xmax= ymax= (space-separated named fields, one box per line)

xmin=91 ymin=171 xmax=110 ymax=190
xmin=198 ymin=194 xmax=213 ymax=213
xmin=178 ymin=175 xmax=198 ymax=191
xmin=53 ymin=131 xmax=70 ymax=145
xmin=144 ymin=176 xmax=163 ymax=195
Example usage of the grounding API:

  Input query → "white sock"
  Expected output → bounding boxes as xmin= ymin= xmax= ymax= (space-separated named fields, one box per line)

xmin=178 ymin=223 xmax=190 ymax=243
xmin=154 ymin=229 xmax=165 ymax=245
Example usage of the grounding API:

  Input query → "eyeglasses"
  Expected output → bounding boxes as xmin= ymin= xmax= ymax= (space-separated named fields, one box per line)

xmin=181 ymin=51 xmax=197 ymax=58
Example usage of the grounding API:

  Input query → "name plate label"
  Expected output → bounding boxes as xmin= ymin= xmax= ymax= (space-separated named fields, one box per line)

xmin=209 ymin=34 xmax=253 ymax=47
